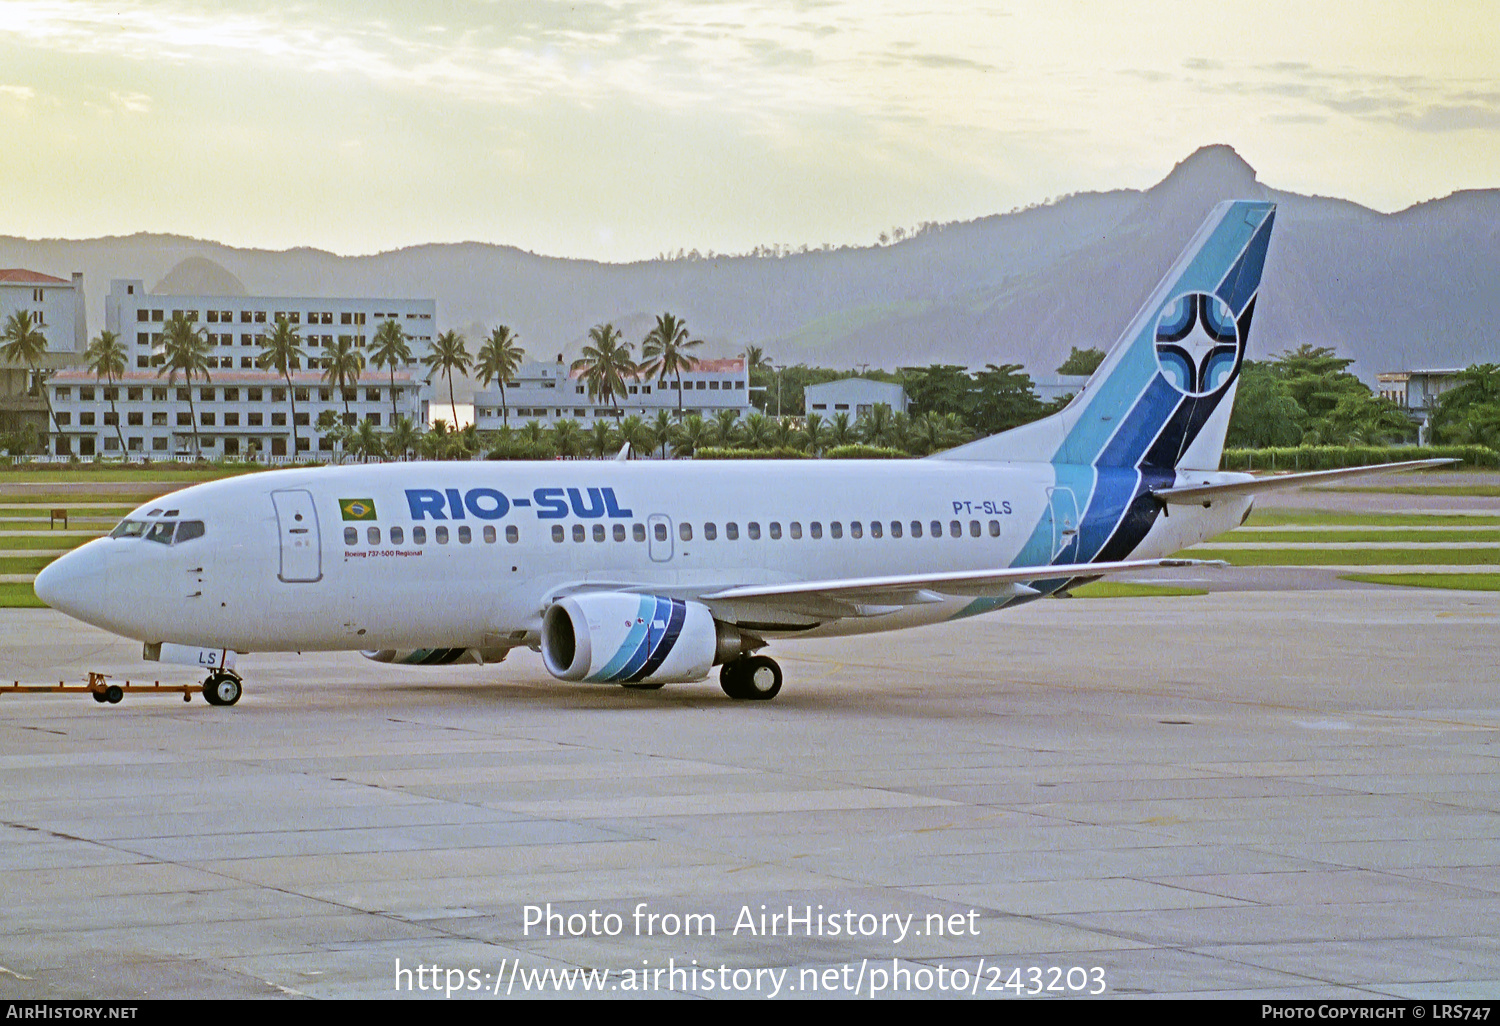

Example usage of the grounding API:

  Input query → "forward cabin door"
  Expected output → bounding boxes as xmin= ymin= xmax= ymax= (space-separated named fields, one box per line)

xmin=271 ymin=489 xmax=322 ymax=583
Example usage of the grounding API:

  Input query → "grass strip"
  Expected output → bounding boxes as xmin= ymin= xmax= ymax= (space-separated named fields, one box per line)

xmin=0 ymin=467 xmax=253 ymax=483
xmin=1311 ymin=484 xmax=1500 ymax=497
xmin=0 ymin=582 xmax=46 ymax=607
xmin=1339 ymin=573 xmax=1500 ymax=592
xmin=1228 ymin=529 xmax=1500 ymax=544
xmin=1245 ymin=510 xmax=1500 ymax=528
xmin=0 ymin=582 xmax=46 ymax=606
xmin=1070 ymin=582 xmax=1208 ymax=598
xmin=0 ymin=491 xmax=179 ymax=506
xmin=0 ymin=556 xmax=57 ymax=575
xmin=1183 ymin=548 xmax=1500 ymax=566
xmin=0 ymin=535 xmax=99 ymax=551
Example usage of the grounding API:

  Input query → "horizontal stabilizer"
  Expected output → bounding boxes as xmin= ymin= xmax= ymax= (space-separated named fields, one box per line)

xmin=1152 ymin=459 xmax=1457 ymax=505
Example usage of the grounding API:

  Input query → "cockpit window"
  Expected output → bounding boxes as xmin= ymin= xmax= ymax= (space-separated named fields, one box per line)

xmin=145 ymin=520 xmax=176 ymax=545
xmin=110 ymin=519 xmax=148 ymax=539
xmin=174 ymin=520 xmax=205 ymax=544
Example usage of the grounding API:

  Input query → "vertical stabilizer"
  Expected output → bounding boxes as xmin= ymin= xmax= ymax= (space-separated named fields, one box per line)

xmin=934 ymin=200 xmax=1275 ymax=470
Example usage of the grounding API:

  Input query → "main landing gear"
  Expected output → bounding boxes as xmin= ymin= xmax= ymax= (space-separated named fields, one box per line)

xmin=719 ymin=655 xmax=783 ymax=701
xmin=202 ymin=669 xmax=243 ymax=707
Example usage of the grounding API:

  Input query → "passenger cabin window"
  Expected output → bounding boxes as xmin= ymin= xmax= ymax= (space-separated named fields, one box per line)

xmin=970 ymin=520 xmax=981 ymax=537
xmin=747 ymin=522 xmax=760 ymax=540
xmin=483 ymin=526 xmax=496 ymax=543
xmin=390 ymin=526 xmax=404 ymax=544
xmin=344 ymin=526 xmax=357 ymax=545
xmin=770 ymin=522 xmax=783 ymax=540
xmin=829 ymin=522 xmax=842 ymax=539
xmin=989 ymin=520 xmax=1001 ymax=537
xmin=505 ymin=526 xmax=518 ymax=544
xmin=613 ymin=524 xmax=626 ymax=542
xmin=868 ymin=521 xmax=880 ymax=538
xmin=725 ymin=522 xmax=739 ymax=540
xmin=789 ymin=522 xmax=802 ymax=540
xmin=889 ymin=521 xmax=901 ymax=538
xmin=367 ymin=526 xmax=380 ymax=545
xmin=950 ymin=520 xmax=962 ymax=538
xmin=850 ymin=522 xmax=862 ymax=539
xmin=592 ymin=524 xmax=605 ymax=542
xmin=931 ymin=520 xmax=943 ymax=538
xmin=679 ymin=523 xmax=693 ymax=542
xmin=911 ymin=521 xmax=922 ymax=538
xmin=413 ymin=526 xmax=426 ymax=544
xmin=704 ymin=522 xmax=717 ymax=541
xmin=573 ymin=524 xmax=586 ymax=542
xmin=553 ymin=525 xmax=565 ymax=543
xmin=654 ymin=523 xmax=668 ymax=542
xmin=632 ymin=523 xmax=646 ymax=542
xmin=457 ymin=526 xmax=470 ymax=544
xmin=809 ymin=522 xmax=822 ymax=539
xmin=435 ymin=526 xmax=449 ymax=544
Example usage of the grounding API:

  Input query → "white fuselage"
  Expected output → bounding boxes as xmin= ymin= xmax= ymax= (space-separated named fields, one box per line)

xmin=36 ymin=459 xmax=1249 ymax=656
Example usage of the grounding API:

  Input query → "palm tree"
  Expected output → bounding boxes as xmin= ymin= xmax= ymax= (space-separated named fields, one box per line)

xmin=651 ymin=409 xmax=674 ymax=458
xmin=157 ymin=312 xmax=213 ymax=458
xmin=640 ymin=313 xmax=703 ymax=417
xmin=475 ymin=326 xmax=525 ymax=426
xmin=425 ymin=330 xmax=471 ymax=428
xmin=803 ymin=412 xmax=828 ymax=456
xmin=618 ymin=414 xmax=655 ymax=459
xmin=1 ymin=311 xmax=57 ymax=452
xmin=322 ymin=335 xmax=365 ymax=426
xmin=741 ymin=412 xmax=772 ymax=449
xmin=859 ymin=403 xmax=896 ymax=447
xmin=587 ymin=419 xmax=617 ymax=459
xmin=712 ymin=409 xmax=741 ymax=448
xmin=387 ymin=415 xmax=420 ymax=461
xmin=84 ymin=330 xmax=130 ymax=458
xmin=572 ymin=323 xmax=636 ymax=408
xmin=550 ymin=418 xmax=582 ymax=458
xmin=671 ymin=413 xmax=715 ymax=458
xmin=349 ymin=419 xmax=385 ymax=463
xmin=258 ymin=316 xmax=306 ymax=458
xmin=827 ymin=411 xmax=856 ymax=448
xmin=370 ymin=319 xmax=411 ymax=428
xmin=772 ymin=416 xmax=801 ymax=451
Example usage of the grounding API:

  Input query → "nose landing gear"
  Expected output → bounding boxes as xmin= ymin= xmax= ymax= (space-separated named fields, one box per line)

xmin=202 ymin=670 xmax=243 ymax=706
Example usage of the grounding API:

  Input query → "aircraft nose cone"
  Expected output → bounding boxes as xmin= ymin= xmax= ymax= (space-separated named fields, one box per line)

xmin=34 ymin=545 xmax=106 ymax=624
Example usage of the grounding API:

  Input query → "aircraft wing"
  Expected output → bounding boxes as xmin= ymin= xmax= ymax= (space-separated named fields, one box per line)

xmin=696 ymin=557 xmax=1222 ymax=620
xmin=1152 ymin=459 xmax=1457 ymax=506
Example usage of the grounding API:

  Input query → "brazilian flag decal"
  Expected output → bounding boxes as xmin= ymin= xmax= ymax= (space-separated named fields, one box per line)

xmin=339 ymin=498 xmax=377 ymax=521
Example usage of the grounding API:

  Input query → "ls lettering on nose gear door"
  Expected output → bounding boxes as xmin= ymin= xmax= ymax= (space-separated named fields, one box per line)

xmin=271 ymin=489 xmax=322 ymax=583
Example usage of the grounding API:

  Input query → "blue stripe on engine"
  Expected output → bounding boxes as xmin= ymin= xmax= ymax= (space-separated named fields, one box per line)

xmin=590 ymin=595 xmax=655 ymax=682
xmin=629 ymin=598 xmax=687 ymax=682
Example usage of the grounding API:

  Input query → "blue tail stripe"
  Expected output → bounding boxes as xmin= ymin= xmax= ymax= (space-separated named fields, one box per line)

xmin=1215 ymin=210 xmax=1275 ymax=314
xmin=1096 ymin=375 xmax=1183 ymax=469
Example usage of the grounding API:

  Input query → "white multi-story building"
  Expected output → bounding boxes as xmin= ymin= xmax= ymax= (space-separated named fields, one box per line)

xmin=1 ymin=269 xmax=86 ymax=444
xmin=473 ymin=357 xmax=752 ymax=428
xmin=46 ymin=281 xmax=437 ymax=458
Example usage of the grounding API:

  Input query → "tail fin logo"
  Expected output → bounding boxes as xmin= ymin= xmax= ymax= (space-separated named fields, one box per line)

xmin=1154 ymin=292 xmax=1241 ymax=397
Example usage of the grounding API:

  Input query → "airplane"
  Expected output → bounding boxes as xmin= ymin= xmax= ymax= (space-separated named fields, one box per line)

xmin=33 ymin=200 xmax=1448 ymax=705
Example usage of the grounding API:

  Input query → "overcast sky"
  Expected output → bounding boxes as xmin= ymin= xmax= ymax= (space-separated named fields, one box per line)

xmin=3 ymin=0 xmax=1496 ymax=262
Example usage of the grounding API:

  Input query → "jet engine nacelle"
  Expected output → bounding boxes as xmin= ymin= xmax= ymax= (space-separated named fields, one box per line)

xmin=541 ymin=593 xmax=736 ymax=684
